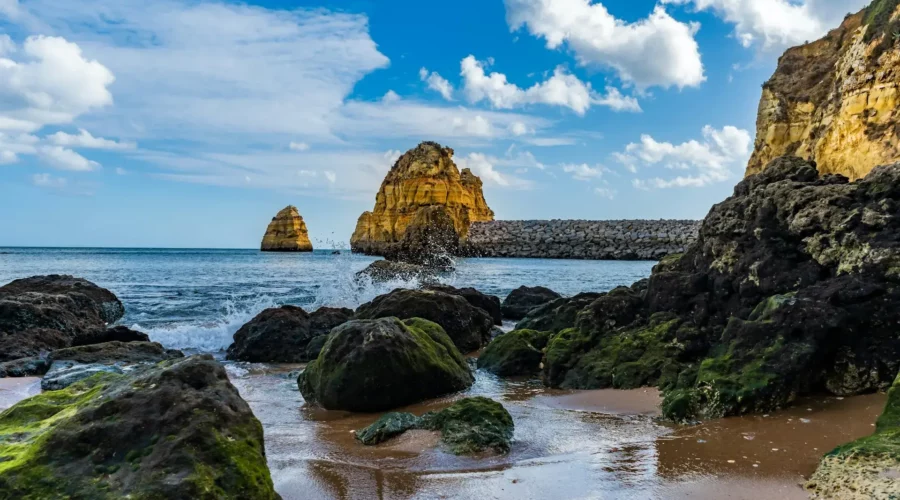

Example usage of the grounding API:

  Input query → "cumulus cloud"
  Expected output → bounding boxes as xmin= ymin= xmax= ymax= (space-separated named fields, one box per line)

xmin=594 ymin=187 xmax=617 ymax=199
xmin=455 ymin=152 xmax=534 ymax=189
xmin=563 ymin=163 xmax=606 ymax=181
xmin=323 ymin=170 xmax=337 ymax=183
xmin=663 ymin=0 xmax=869 ymax=51
xmin=0 ymin=35 xmax=115 ymax=132
xmin=460 ymin=55 xmax=639 ymax=114
xmin=618 ymin=125 xmax=751 ymax=188
xmin=289 ymin=141 xmax=310 ymax=152
xmin=381 ymin=90 xmax=401 ymax=103
xmin=505 ymin=0 xmax=705 ymax=90
xmin=32 ymin=172 xmax=67 ymax=189
xmin=419 ymin=67 xmax=454 ymax=100
xmin=38 ymin=146 xmax=101 ymax=171
xmin=47 ymin=129 xmax=135 ymax=150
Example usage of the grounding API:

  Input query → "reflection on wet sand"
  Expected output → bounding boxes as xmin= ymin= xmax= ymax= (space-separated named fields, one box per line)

xmin=0 ymin=376 xmax=40 ymax=410
xmin=226 ymin=363 xmax=886 ymax=500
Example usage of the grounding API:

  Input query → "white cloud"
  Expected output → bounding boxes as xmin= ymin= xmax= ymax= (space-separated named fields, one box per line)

xmin=420 ymin=67 xmax=454 ymax=100
xmin=455 ymin=152 xmax=533 ymax=189
xmin=460 ymin=55 xmax=639 ymax=114
xmin=323 ymin=170 xmax=336 ymax=183
xmin=505 ymin=0 xmax=705 ymax=90
xmin=32 ymin=172 xmax=67 ymax=188
xmin=594 ymin=187 xmax=617 ymax=199
xmin=663 ymin=0 xmax=870 ymax=51
xmin=0 ymin=35 xmax=115 ymax=132
xmin=618 ymin=125 xmax=751 ymax=188
xmin=38 ymin=145 xmax=100 ymax=171
xmin=298 ymin=169 xmax=317 ymax=177
xmin=289 ymin=141 xmax=310 ymax=152
xmin=509 ymin=121 xmax=531 ymax=136
xmin=115 ymin=167 xmax=127 ymax=175
xmin=563 ymin=163 xmax=606 ymax=181
xmin=47 ymin=129 xmax=135 ymax=150
xmin=381 ymin=90 xmax=401 ymax=103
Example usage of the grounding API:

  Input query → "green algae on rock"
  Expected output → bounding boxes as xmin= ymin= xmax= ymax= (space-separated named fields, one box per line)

xmin=477 ymin=329 xmax=551 ymax=377
xmin=805 ymin=372 xmax=900 ymax=499
xmin=355 ymin=397 xmax=514 ymax=455
xmin=298 ymin=317 xmax=474 ymax=412
xmin=0 ymin=355 xmax=278 ymax=499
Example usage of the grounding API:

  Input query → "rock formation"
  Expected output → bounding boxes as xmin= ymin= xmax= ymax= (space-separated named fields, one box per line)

xmin=260 ymin=205 xmax=313 ymax=252
xmin=536 ymin=156 xmax=900 ymax=422
xmin=747 ymin=1 xmax=900 ymax=179
xmin=350 ymin=141 xmax=494 ymax=256
xmin=477 ymin=329 xmax=552 ymax=376
xmin=226 ymin=305 xmax=352 ymax=363
xmin=501 ymin=286 xmax=562 ymax=320
xmin=0 ymin=355 xmax=278 ymax=499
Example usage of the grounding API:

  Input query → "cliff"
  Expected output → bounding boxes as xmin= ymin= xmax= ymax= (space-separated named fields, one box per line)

xmin=747 ymin=1 xmax=900 ymax=179
xmin=350 ymin=141 xmax=494 ymax=255
xmin=260 ymin=205 xmax=313 ymax=252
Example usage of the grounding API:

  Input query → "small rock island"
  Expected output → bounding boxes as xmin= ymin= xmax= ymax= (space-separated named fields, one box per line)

xmin=260 ymin=205 xmax=313 ymax=252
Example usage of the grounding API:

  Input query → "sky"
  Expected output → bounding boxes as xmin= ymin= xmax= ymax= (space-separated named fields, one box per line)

xmin=0 ymin=0 xmax=870 ymax=248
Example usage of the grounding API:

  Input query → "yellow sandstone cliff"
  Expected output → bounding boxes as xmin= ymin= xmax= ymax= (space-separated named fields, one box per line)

xmin=747 ymin=1 xmax=900 ymax=180
xmin=260 ymin=205 xmax=313 ymax=252
xmin=350 ymin=141 xmax=494 ymax=255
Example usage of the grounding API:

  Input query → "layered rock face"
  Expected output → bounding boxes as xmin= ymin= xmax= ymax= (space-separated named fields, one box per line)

xmin=747 ymin=2 xmax=900 ymax=179
xmin=350 ymin=141 xmax=494 ymax=256
xmin=260 ymin=205 xmax=313 ymax=252
xmin=538 ymin=156 xmax=900 ymax=421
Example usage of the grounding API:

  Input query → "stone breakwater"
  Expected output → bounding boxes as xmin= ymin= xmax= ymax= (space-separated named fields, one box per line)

xmin=464 ymin=220 xmax=701 ymax=260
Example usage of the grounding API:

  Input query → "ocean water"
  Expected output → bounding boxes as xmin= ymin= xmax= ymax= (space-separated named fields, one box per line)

xmin=0 ymin=248 xmax=655 ymax=352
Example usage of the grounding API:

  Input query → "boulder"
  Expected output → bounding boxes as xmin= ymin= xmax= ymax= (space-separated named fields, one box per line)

xmin=355 ymin=397 xmax=514 ymax=455
xmin=0 ymin=355 xmax=278 ymax=499
xmin=477 ymin=330 xmax=551 ymax=377
xmin=384 ymin=205 xmax=460 ymax=267
xmin=515 ymin=292 xmax=602 ymax=332
xmin=260 ymin=205 xmax=313 ymax=252
xmin=50 ymin=341 xmax=183 ymax=365
xmin=0 ymin=275 xmax=125 ymax=361
xmin=424 ymin=284 xmax=502 ymax=325
xmin=354 ymin=288 xmax=494 ymax=352
xmin=41 ymin=361 xmax=124 ymax=391
xmin=805 ymin=371 xmax=900 ymax=499
xmin=298 ymin=317 xmax=473 ymax=412
xmin=501 ymin=286 xmax=561 ymax=320
xmin=226 ymin=305 xmax=352 ymax=363
xmin=0 ymin=356 xmax=51 ymax=378
xmin=71 ymin=326 xmax=150 ymax=347
xmin=355 ymin=260 xmax=442 ymax=283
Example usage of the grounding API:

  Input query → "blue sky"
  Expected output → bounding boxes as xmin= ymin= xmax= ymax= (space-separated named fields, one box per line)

xmin=0 ymin=0 xmax=869 ymax=248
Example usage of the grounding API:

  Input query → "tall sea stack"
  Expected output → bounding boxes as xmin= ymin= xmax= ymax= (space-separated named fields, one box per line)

xmin=260 ymin=205 xmax=313 ymax=252
xmin=747 ymin=1 xmax=900 ymax=179
xmin=350 ymin=141 xmax=494 ymax=256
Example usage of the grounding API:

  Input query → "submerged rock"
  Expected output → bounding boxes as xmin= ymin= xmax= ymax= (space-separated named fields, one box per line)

xmin=356 ymin=397 xmax=514 ymax=455
xmin=226 ymin=305 xmax=352 ymax=363
xmin=260 ymin=205 xmax=313 ymax=252
xmin=805 ymin=372 xmax=900 ymax=499
xmin=501 ymin=286 xmax=561 ymax=320
xmin=355 ymin=260 xmax=443 ymax=283
xmin=0 ymin=355 xmax=278 ymax=499
xmin=354 ymin=288 xmax=494 ymax=352
xmin=298 ymin=318 xmax=473 ymax=412
xmin=0 ymin=275 xmax=125 ymax=361
xmin=477 ymin=330 xmax=551 ymax=377
xmin=546 ymin=157 xmax=900 ymax=421
xmin=424 ymin=284 xmax=502 ymax=325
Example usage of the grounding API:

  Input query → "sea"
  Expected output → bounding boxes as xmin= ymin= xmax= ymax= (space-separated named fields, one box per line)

xmin=0 ymin=247 xmax=655 ymax=352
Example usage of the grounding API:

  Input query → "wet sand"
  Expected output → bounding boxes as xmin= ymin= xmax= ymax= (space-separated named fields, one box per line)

xmin=0 ymin=377 xmax=40 ymax=410
xmin=226 ymin=363 xmax=888 ymax=500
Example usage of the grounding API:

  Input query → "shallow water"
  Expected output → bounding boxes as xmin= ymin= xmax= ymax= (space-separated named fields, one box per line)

xmin=226 ymin=363 xmax=886 ymax=500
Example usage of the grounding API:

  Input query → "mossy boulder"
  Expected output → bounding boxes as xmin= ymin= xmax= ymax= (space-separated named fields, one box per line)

xmin=355 ymin=397 xmax=514 ymax=455
xmin=298 ymin=317 xmax=474 ymax=412
xmin=501 ymin=286 xmax=561 ymax=320
xmin=354 ymin=288 xmax=494 ymax=352
xmin=226 ymin=305 xmax=352 ymax=363
xmin=805 ymin=371 xmax=900 ymax=499
xmin=515 ymin=292 xmax=602 ymax=333
xmin=477 ymin=329 xmax=551 ymax=376
xmin=0 ymin=355 xmax=278 ymax=499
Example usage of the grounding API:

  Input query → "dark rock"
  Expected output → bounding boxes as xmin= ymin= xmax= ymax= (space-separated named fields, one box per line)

xmin=50 ymin=341 xmax=184 ymax=365
xmin=41 ymin=361 xmax=124 ymax=391
xmin=226 ymin=305 xmax=352 ymax=363
xmin=501 ymin=286 xmax=561 ymax=320
xmin=515 ymin=292 xmax=602 ymax=332
xmin=355 ymin=412 xmax=420 ymax=445
xmin=544 ymin=157 xmax=900 ymax=421
xmin=355 ymin=397 xmax=515 ymax=455
xmin=423 ymin=284 xmax=502 ymax=325
xmin=0 ymin=275 xmax=125 ymax=361
xmin=355 ymin=288 xmax=494 ymax=352
xmin=304 ymin=335 xmax=328 ymax=361
xmin=0 ymin=355 xmax=278 ymax=499
xmin=384 ymin=205 xmax=460 ymax=267
xmin=477 ymin=330 xmax=551 ymax=376
xmin=71 ymin=326 xmax=150 ymax=347
xmin=0 ymin=356 xmax=51 ymax=377
xmin=355 ymin=260 xmax=442 ymax=283
xmin=298 ymin=317 xmax=473 ymax=412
